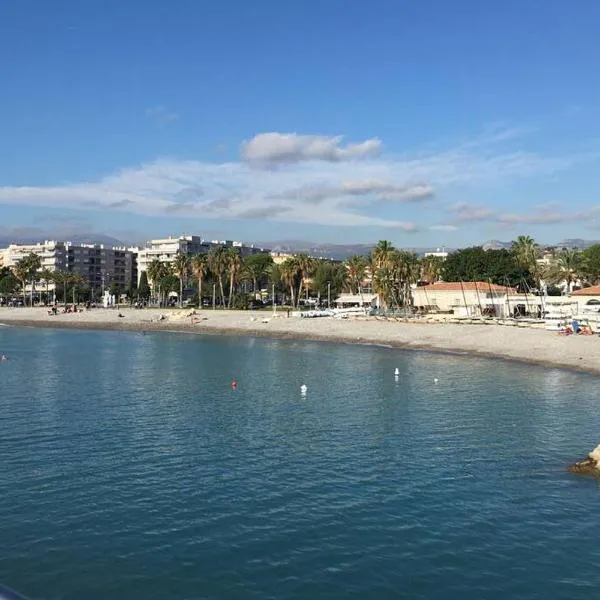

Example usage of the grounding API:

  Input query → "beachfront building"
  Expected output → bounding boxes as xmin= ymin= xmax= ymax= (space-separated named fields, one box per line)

xmin=423 ymin=248 xmax=448 ymax=261
xmin=571 ymin=285 xmax=600 ymax=315
xmin=136 ymin=234 xmax=270 ymax=283
xmin=135 ymin=235 xmax=206 ymax=283
xmin=0 ymin=241 xmax=136 ymax=295
xmin=335 ymin=293 xmax=378 ymax=308
xmin=412 ymin=282 xmax=517 ymax=317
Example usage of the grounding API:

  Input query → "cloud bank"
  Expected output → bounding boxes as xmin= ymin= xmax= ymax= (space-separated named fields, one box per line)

xmin=0 ymin=129 xmax=594 ymax=232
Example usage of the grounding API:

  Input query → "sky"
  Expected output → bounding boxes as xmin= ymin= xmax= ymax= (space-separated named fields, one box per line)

xmin=1 ymin=0 xmax=600 ymax=248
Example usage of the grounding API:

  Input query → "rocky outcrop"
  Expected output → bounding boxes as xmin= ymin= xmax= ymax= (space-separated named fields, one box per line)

xmin=568 ymin=444 xmax=600 ymax=476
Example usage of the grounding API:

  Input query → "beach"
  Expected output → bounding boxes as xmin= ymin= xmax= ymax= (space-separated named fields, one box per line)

xmin=1 ymin=306 xmax=599 ymax=375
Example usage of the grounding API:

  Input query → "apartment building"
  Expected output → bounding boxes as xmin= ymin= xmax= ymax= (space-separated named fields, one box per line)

xmin=136 ymin=235 xmax=269 ymax=282
xmin=0 ymin=241 xmax=135 ymax=293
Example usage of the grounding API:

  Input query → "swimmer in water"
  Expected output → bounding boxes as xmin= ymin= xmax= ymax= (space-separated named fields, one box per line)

xmin=0 ymin=354 xmax=7 ymax=362
xmin=230 ymin=379 xmax=237 ymax=389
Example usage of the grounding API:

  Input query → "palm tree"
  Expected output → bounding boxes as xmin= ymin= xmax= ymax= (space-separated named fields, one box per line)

xmin=207 ymin=246 xmax=228 ymax=307
xmin=370 ymin=241 xmax=396 ymax=309
xmin=26 ymin=253 xmax=42 ymax=306
xmin=172 ymin=252 xmax=191 ymax=308
xmin=226 ymin=248 xmax=242 ymax=308
xmin=69 ymin=272 xmax=85 ymax=305
xmin=279 ymin=258 xmax=301 ymax=308
xmin=146 ymin=259 xmax=169 ymax=306
xmin=191 ymin=253 xmax=208 ymax=308
xmin=511 ymin=235 xmax=539 ymax=270
xmin=420 ymin=255 xmax=443 ymax=284
xmin=546 ymin=249 xmax=582 ymax=294
xmin=38 ymin=268 xmax=55 ymax=304
xmin=295 ymin=253 xmax=315 ymax=306
xmin=11 ymin=260 xmax=30 ymax=305
xmin=345 ymin=255 xmax=368 ymax=307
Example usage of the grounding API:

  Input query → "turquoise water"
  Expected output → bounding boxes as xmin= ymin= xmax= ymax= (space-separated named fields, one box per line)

xmin=1 ymin=327 xmax=600 ymax=599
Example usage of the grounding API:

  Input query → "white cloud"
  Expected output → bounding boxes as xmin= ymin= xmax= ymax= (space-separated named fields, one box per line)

xmin=429 ymin=224 xmax=458 ymax=231
xmin=0 ymin=129 xmax=596 ymax=232
xmin=241 ymin=132 xmax=382 ymax=164
xmin=145 ymin=106 xmax=178 ymax=123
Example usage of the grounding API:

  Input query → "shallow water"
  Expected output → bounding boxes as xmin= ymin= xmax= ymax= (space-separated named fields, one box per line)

xmin=1 ymin=327 xmax=600 ymax=599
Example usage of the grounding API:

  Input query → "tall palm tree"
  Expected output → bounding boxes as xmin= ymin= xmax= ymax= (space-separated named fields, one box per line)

xmin=279 ymin=258 xmax=301 ymax=308
xmin=146 ymin=259 xmax=169 ymax=305
xmin=191 ymin=253 xmax=208 ymax=309
xmin=26 ymin=253 xmax=42 ymax=306
xmin=295 ymin=253 xmax=315 ymax=306
xmin=370 ymin=241 xmax=396 ymax=309
xmin=69 ymin=272 xmax=85 ymax=305
xmin=38 ymin=268 xmax=55 ymax=304
xmin=345 ymin=255 xmax=368 ymax=307
xmin=11 ymin=259 xmax=30 ymax=305
xmin=207 ymin=246 xmax=228 ymax=307
xmin=172 ymin=252 xmax=191 ymax=308
xmin=511 ymin=235 xmax=538 ymax=270
xmin=226 ymin=248 xmax=242 ymax=309
xmin=420 ymin=255 xmax=443 ymax=284
xmin=546 ymin=249 xmax=582 ymax=294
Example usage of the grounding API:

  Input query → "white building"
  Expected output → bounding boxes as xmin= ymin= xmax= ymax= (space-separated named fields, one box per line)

xmin=412 ymin=281 xmax=517 ymax=317
xmin=424 ymin=247 xmax=448 ymax=260
xmin=0 ymin=241 xmax=135 ymax=295
xmin=571 ymin=285 xmax=600 ymax=315
xmin=136 ymin=234 xmax=269 ymax=283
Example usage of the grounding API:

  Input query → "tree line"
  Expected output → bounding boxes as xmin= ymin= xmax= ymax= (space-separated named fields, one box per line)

xmin=2 ymin=236 xmax=600 ymax=309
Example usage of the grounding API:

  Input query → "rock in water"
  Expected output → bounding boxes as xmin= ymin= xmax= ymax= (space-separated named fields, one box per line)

xmin=568 ymin=444 xmax=600 ymax=476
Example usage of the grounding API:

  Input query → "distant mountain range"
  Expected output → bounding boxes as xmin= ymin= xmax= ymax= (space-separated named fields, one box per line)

xmin=0 ymin=233 xmax=126 ymax=248
xmin=264 ymin=241 xmax=454 ymax=260
xmin=2 ymin=233 xmax=599 ymax=258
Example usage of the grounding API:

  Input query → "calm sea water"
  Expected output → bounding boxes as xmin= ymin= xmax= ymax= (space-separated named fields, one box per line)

xmin=1 ymin=327 xmax=600 ymax=600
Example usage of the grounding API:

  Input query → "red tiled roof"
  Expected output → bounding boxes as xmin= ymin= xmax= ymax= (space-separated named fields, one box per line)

xmin=572 ymin=285 xmax=600 ymax=296
xmin=417 ymin=281 xmax=516 ymax=293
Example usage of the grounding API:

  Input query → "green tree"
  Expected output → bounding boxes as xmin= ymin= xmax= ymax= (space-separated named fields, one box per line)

xmin=312 ymin=260 xmax=348 ymax=305
xmin=38 ymin=268 xmax=55 ymax=304
xmin=345 ymin=255 xmax=368 ymax=306
xmin=146 ymin=260 xmax=170 ymax=305
xmin=226 ymin=248 xmax=242 ymax=309
xmin=191 ymin=253 xmax=208 ymax=308
xmin=420 ymin=255 xmax=444 ymax=284
xmin=243 ymin=253 xmax=274 ymax=295
xmin=279 ymin=257 xmax=301 ymax=307
xmin=442 ymin=247 xmax=531 ymax=288
xmin=207 ymin=246 xmax=228 ymax=307
xmin=580 ymin=244 xmax=600 ymax=285
xmin=172 ymin=252 xmax=191 ymax=308
xmin=137 ymin=271 xmax=151 ymax=300
xmin=11 ymin=260 xmax=30 ymax=304
xmin=294 ymin=253 xmax=315 ymax=305
xmin=545 ymin=249 xmax=581 ymax=293
xmin=0 ymin=272 xmax=19 ymax=296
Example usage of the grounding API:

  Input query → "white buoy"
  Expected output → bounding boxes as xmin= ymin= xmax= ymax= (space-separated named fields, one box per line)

xmin=394 ymin=368 xmax=399 ymax=376
xmin=434 ymin=378 xmax=439 ymax=383
xmin=300 ymin=384 xmax=308 ymax=394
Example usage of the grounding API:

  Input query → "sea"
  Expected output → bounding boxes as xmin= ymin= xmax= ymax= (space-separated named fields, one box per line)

xmin=1 ymin=326 xmax=600 ymax=600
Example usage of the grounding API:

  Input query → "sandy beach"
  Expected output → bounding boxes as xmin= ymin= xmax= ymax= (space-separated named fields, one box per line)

xmin=1 ymin=306 xmax=599 ymax=375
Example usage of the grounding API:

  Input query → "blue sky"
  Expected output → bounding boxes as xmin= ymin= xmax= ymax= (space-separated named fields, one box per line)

xmin=1 ymin=0 xmax=600 ymax=247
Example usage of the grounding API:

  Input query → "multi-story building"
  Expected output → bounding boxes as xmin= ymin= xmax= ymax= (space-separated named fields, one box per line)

xmin=0 ymin=241 xmax=136 ymax=295
xmin=135 ymin=235 xmax=206 ymax=282
xmin=136 ymin=234 xmax=269 ymax=283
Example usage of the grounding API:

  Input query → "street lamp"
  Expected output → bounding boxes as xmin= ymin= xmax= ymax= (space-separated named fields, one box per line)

xmin=327 ymin=281 xmax=331 ymax=308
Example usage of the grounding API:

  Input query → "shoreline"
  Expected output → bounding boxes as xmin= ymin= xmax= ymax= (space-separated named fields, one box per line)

xmin=2 ymin=307 xmax=600 ymax=376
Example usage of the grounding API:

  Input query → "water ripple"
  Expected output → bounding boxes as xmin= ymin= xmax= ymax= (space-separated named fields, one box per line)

xmin=1 ymin=329 xmax=600 ymax=599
